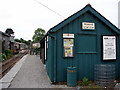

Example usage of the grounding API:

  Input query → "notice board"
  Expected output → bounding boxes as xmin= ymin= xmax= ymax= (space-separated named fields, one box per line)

xmin=102 ymin=36 xmax=116 ymax=60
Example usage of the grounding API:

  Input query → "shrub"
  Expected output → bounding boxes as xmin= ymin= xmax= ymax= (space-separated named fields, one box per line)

xmin=2 ymin=53 xmax=7 ymax=62
xmin=1 ymin=58 xmax=5 ymax=62
xmin=4 ymin=49 xmax=10 ymax=56
xmin=82 ymin=77 xmax=88 ymax=86
xmin=3 ymin=49 xmax=13 ymax=60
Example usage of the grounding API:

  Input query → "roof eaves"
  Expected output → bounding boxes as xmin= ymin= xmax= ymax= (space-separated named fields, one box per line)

xmin=49 ymin=5 xmax=90 ymax=33
xmin=48 ymin=4 xmax=120 ymax=34
xmin=88 ymin=6 xmax=120 ymax=34
xmin=2 ymin=32 xmax=10 ymax=37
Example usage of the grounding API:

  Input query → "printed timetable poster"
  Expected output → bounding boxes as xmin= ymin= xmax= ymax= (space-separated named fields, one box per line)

xmin=103 ymin=36 xmax=116 ymax=60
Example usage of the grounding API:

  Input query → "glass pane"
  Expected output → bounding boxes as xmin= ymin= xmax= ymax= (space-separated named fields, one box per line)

xmin=64 ymin=39 xmax=73 ymax=57
xmin=64 ymin=39 xmax=73 ymax=47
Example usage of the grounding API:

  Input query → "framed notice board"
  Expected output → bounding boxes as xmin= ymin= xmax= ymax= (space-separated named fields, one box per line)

xmin=63 ymin=39 xmax=74 ymax=57
xmin=63 ymin=33 xmax=74 ymax=57
xmin=102 ymin=36 xmax=116 ymax=61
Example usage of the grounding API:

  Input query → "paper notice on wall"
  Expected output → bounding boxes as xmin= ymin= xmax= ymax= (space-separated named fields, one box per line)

xmin=103 ymin=36 xmax=116 ymax=60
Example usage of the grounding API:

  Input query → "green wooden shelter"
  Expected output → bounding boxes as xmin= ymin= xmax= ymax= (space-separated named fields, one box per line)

xmin=40 ymin=4 xmax=120 ymax=83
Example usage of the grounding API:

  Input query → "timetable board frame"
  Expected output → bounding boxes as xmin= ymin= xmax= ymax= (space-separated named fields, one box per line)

xmin=102 ymin=35 xmax=117 ymax=61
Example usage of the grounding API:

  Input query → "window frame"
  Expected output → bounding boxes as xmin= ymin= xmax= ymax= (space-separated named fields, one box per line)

xmin=102 ymin=35 xmax=117 ymax=61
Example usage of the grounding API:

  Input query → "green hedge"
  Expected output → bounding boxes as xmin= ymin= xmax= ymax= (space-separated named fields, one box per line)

xmin=1 ymin=49 xmax=13 ymax=62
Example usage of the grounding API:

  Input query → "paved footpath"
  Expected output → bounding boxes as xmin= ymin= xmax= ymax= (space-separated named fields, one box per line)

xmin=9 ymin=55 xmax=70 ymax=88
xmin=9 ymin=55 xmax=53 ymax=88
xmin=0 ymin=55 xmax=27 ymax=89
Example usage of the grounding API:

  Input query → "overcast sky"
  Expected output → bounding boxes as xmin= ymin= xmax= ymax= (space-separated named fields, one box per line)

xmin=0 ymin=0 xmax=119 ymax=40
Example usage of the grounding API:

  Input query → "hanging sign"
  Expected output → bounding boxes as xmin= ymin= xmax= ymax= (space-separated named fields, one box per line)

xmin=63 ymin=34 xmax=74 ymax=38
xmin=103 ymin=36 xmax=116 ymax=60
xmin=82 ymin=22 xmax=95 ymax=30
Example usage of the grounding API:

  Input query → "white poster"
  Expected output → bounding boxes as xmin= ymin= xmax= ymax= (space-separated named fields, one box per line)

xmin=103 ymin=36 xmax=116 ymax=60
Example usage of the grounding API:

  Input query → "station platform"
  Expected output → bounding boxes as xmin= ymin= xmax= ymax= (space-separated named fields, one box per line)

xmin=0 ymin=55 xmax=69 ymax=88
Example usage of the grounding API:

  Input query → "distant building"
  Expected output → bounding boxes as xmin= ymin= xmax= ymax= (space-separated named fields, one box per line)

xmin=0 ymin=31 xmax=15 ymax=50
xmin=32 ymin=42 xmax=40 ymax=48
xmin=14 ymin=42 xmax=27 ymax=50
xmin=1 ymin=31 xmax=10 ymax=49
xmin=30 ymin=42 xmax=40 ymax=55
xmin=9 ymin=36 xmax=15 ymax=50
xmin=118 ymin=1 xmax=120 ymax=29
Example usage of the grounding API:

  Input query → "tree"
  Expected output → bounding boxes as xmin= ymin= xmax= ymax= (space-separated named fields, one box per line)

xmin=26 ymin=40 xmax=31 ymax=45
xmin=15 ymin=38 xmax=31 ymax=45
xmin=32 ymin=28 xmax=45 ymax=42
xmin=20 ymin=38 xmax=26 ymax=43
xmin=5 ymin=28 xmax=14 ymax=36
xmin=15 ymin=39 xmax=21 ymax=43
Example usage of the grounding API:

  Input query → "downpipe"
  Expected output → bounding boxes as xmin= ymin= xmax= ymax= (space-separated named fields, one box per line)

xmin=48 ymin=32 xmax=57 ymax=83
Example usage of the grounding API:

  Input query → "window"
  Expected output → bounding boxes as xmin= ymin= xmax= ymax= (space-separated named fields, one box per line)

xmin=77 ymin=35 xmax=97 ymax=53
